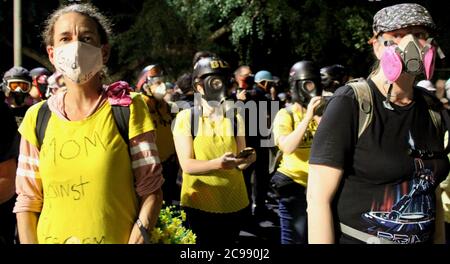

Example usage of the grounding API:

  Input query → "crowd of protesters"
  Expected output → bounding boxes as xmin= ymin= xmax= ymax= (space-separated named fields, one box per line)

xmin=1 ymin=2 xmax=450 ymax=245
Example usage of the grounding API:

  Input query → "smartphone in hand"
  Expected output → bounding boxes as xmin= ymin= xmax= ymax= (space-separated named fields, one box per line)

xmin=236 ymin=147 xmax=255 ymax=159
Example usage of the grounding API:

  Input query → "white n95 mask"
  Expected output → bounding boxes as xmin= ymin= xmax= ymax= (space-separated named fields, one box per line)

xmin=53 ymin=41 xmax=103 ymax=84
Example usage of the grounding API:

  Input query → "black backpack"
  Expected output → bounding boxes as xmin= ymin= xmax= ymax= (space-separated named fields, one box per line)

xmin=35 ymin=101 xmax=130 ymax=149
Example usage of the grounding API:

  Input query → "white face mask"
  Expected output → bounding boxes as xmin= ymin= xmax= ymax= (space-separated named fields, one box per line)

xmin=153 ymin=82 xmax=167 ymax=99
xmin=53 ymin=41 xmax=103 ymax=84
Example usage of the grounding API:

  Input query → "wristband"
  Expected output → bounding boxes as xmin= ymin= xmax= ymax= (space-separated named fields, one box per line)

xmin=136 ymin=219 xmax=151 ymax=244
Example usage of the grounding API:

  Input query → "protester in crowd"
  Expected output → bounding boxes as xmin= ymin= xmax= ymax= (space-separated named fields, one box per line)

xmin=271 ymin=60 xmax=322 ymax=244
xmin=136 ymin=64 xmax=179 ymax=205
xmin=233 ymin=65 xmax=254 ymax=101
xmin=29 ymin=67 xmax=52 ymax=101
xmin=173 ymin=56 xmax=255 ymax=244
xmin=173 ymin=72 xmax=194 ymax=106
xmin=163 ymin=81 xmax=176 ymax=103
xmin=244 ymin=70 xmax=276 ymax=220
xmin=0 ymin=94 xmax=20 ymax=244
xmin=45 ymin=72 xmax=66 ymax=98
xmin=320 ymin=64 xmax=349 ymax=96
xmin=307 ymin=3 xmax=448 ymax=244
xmin=2 ymin=66 xmax=34 ymax=126
xmin=14 ymin=3 xmax=163 ymax=244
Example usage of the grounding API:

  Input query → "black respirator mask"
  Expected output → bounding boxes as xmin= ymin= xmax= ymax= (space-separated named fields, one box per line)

xmin=200 ymin=75 xmax=227 ymax=103
xmin=290 ymin=79 xmax=322 ymax=108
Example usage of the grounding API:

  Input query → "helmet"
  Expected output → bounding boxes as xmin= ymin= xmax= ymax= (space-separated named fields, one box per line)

xmin=254 ymin=70 xmax=274 ymax=83
xmin=320 ymin=64 xmax=348 ymax=92
xmin=2 ymin=66 xmax=32 ymax=95
xmin=136 ymin=64 xmax=165 ymax=91
xmin=288 ymin=61 xmax=321 ymax=107
xmin=192 ymin=57 xmax=230 ymax=102
xmin=289 ymin=61 xmax=320 ymax=83
xmin=29 ymin=67 xmax=51 ymax=79
xmin=3 ymin=66 xmax=31 ymax=82
xmin=192 ymin=57 xmax=230 ymax=80
xmin=30 ymin=67 xmax=52 ymax=99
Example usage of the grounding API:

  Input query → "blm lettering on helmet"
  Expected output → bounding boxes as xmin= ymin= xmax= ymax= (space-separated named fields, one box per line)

xmin=209 ymin=59 xmax=229 ymax=70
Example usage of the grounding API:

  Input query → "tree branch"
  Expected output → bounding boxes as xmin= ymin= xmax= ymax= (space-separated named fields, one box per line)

xmin=207 ymin=25 xmax=230 ymax=42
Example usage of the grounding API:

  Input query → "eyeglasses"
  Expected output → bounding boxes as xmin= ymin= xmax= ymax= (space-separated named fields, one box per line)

xmin=6 ymin=79 xmax=31 ymax=93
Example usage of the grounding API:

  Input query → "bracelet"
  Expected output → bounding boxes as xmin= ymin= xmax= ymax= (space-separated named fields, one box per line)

xmin=136 ymin=219 xmax=151 ymax=244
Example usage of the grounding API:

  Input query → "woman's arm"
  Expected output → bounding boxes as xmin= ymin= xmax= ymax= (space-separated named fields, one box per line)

xmin=14 ymin=137 xmax=43 ymax=244
xmin=278 ymin=97 xmax=321 ymax=155
xmin=16 ymin=212 xmax=39 ymax=244
xmin=174 ymin=134 xmax=240 ymax=174
xmin=128 ymin=131 xmax=164 ymax=243
xmin=307 ymin=164 xmax=343 ymax=244
xmin=434 ymin=187 xmax=446 ymax=244
xmin=128 ymin=189 xmax=163 ymax=244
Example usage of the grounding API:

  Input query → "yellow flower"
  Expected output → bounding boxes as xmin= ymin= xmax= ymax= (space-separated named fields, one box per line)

xmin=150 ymin=205 xmax=196 ymax=244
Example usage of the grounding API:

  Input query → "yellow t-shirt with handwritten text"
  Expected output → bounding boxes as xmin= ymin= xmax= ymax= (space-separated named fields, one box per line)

xmin=173 ymin=109 xmax=249 ymax=213
xmin=273 ymin=107 xmax=318 ymax=187
xmin=142 ymin=95 xmax=175 ymax=162
xmin=18 ymin=93 xmax=154 ymax=244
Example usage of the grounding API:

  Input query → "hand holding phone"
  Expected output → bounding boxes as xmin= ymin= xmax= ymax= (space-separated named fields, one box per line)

xmin=236 ymin=147 xmax=255 ymax=159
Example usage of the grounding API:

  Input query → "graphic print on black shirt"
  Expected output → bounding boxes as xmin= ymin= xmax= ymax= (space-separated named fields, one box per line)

xmin=309 ymin=79 xmax=450 ymax=244
xmin=362 ymin=157 xmax=436 ymax=244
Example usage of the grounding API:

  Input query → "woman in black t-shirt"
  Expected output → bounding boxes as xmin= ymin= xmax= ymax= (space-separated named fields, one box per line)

xmin=307 ymin=3 xmax=449 ymax=244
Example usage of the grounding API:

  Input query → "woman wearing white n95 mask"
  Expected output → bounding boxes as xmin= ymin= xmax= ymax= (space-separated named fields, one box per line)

xmin=14 ymin=3 xmax=163 ymax=244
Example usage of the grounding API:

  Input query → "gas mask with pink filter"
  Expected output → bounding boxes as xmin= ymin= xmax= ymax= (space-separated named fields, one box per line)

xmin=380 ymin=34 xmax=444 ymax=82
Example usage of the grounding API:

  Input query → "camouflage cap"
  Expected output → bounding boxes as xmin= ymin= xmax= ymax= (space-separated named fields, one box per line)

xmin=372 ymin=3 xmax=436 ymax=36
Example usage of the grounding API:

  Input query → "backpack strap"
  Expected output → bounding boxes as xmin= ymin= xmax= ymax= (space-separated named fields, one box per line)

xmin=190 ymin=106 xmax=200 ymax=139
xmin=285 ymin=105 xmax=295 ymax=130
xmin=35 ymin=101 xmax=130 ymax=149
xmin=347 ymin=78 xmax=373 ymax=139
xmin=36 ymin=101 xmax=51 ymax=149
xmin=228 ymin=108 xmax=238 ymax=137
xmin=111 ymin=105 xmax=130 ymax=147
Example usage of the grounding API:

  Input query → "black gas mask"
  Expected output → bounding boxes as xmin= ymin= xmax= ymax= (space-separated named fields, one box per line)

xmin=201 ymin=75 xmax=227 ymax=102
xmin=289 ymin=61 xmax=322 ymax=107
xmin=193 ymin=57 xmax=231 ymax=104
xmin=290 ymin=79 xmax=322 ymax=108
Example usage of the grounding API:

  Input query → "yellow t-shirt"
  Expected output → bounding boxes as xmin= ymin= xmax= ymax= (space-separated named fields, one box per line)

xmin=272 ymin=107 xmax=318 ymax=187
xmin=173 ymin=108 xmax=249 ymax=213
xmin=142 ymin=95 xmax=176 ymax=162
xmin=18 ymin=93 xmax=154 ymax=244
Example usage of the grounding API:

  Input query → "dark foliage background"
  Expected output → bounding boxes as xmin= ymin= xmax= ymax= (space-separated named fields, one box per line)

xmin=1 ymin=0 xmax=449 ymax=87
